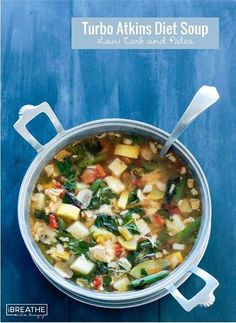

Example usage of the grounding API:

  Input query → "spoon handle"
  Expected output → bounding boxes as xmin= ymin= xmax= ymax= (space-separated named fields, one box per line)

xmin=160 ymin=85 xmax=220 ymax=157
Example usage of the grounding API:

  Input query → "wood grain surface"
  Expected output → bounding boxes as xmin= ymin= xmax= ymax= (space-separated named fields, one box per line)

xmin=2 ymin=0 xmax=236 ymax=321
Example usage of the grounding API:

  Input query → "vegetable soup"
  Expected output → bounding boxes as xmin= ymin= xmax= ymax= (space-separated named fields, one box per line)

xmin=30 ymin=132 xmax=201 ymax=291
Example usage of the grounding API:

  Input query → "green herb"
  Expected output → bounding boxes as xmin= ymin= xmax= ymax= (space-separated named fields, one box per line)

xmin=78 ymin=152 xmax=94 ymax=168
xmin=89 ymin=196 xmax=100 ymax=209
xmin=68 ymin=239 xmax=90 ymax=255
xmin=88 ymin=185 xmax=116 ymax=210
xmin=174 ymin=177 xmax=186 ymax=202
xmin=100 ymin=188 xmax=116 ymax=205
xmin=58 ymin=217 xmax=66 ymax=230
xmin=158 ymin=230 xmax=169 ymax=244
xmin=91 ymin=179 xmax=102 ymax=193
xmin=84 ymin=139 xmax=102 ymax=154
xmin=38 ymin=242 xmax=54 ymax=265
xmin=64 ymin=175 xmax=77 ymax=191
xmin=137 ymin=240 xmax=158 ymax=253
xmin=177 ymin=218 xmax=201 ymax=242
xmin=122 ymin=213 xmax=133 ymax=225
xmin=72 ymin=271 xmax=93 ymax=283
xmin=78 ymin=153 xmax=106 ymax=168
xmin=121 ymin=207 xmax=144 ymax=234
xmin=62 ymin=194 xmax=74 ymax=204
xmin=164 ymin=176 xmax=181 ymax=205
xmin=95 ymin=262 xmax=108 ymax=275
xmin=129 ymin=135 xmax=144 ymax=144
xmin=125 ymin=223 xmax=140 ymax=234
xmin=138 ymin=240 xmax=154 ymax=251
xmin=127 ymin=250 xmax=139 ymax=264
xmin=140 ymin=268 xmax=148 ymax=277
xmin=57 ymin=231 xmax=91 ymax=255
xmin=122 ymin=213 xmax=140 ymax=234
xmin=143 ymin=162 xmax=160 ymax=172
xmin=158 ymin=208 xmax=171 ymax=219
xmin=126 ymin=205 xmax=144 ymax=215
xmin=103 ymin=274 xmax=112 ymax=289
xmin=93 ymin=154 xmax=107 ymax=163
xmin=56 ymin=159 xmax=76 ymax=177
xmin=70 ymin=143 xmax=84 ymax=156
xmin=56 ymin=230 xmax=71 ymax=239
xmin=34 ymin=210 xmax=49 ymax=224
xmin=95 ymin=215 xmax=119 ymax=235
xmin=128 ymin=190 xmax=139 ymax=204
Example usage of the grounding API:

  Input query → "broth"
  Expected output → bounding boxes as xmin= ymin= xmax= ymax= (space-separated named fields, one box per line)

xmin=30 ymin=132 xmax=201 ymax=292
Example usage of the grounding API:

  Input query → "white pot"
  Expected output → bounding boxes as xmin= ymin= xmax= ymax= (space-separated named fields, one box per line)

xmin=14 ymin=102 xmax=219 ymax=311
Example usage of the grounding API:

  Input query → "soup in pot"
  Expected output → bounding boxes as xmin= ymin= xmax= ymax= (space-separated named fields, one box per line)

xmin=30 ymin=132 xmax=201 ymax=291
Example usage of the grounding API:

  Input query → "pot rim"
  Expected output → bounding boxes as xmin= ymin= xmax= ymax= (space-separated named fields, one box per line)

xmin=17 ymin=118 xmax=211 ymax=302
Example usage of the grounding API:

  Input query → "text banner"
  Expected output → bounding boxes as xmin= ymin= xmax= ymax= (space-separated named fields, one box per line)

xmin=71 ymin=17 xmax=219 ymax=50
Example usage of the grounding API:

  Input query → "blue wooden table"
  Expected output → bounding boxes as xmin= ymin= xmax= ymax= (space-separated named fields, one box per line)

xmin=2 ymin=0 xmax=236 ymax=321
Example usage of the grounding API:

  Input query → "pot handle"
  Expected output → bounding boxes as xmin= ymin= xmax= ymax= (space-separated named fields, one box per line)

xmin=14 ymin=102 xmax=64 ymax=152
xmin=166 ymin=267 xmax=219 ymax=312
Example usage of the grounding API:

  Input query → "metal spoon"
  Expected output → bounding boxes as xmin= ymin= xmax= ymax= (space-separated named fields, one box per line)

xmin=160 ymin=85 xmax=220 ymax=157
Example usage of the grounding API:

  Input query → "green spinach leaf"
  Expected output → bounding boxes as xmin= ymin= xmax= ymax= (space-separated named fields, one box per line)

xmin=122 ymin=213 xmax=140 ymax=234
xmin=64 ymin=175 xmax=77 ymax=191
xmin=140 ymin=268 xmax=148 ymax=277
xmin=95 ymin=262 xmax=109 ymax=275
xmin=57 ymin=231 xmax=91 ymax=255
xmin=56 ymin=159 xmax=76 ymax=178
xmin=164 ymin=176 xmax=181 ymax=205
xmin=34 ymin=210 xmax=49 ymax=224
xmin=95 ymin=215 xmax=119 ymax=235
xmin=158 ymin=208 xmax=171 ymax=219
xmin=128 ymin=190 xmax=139 ymax=204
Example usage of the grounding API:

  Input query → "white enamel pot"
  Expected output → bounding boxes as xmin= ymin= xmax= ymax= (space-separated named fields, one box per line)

xmin=14 ymin=102 xmax=219 ymax=311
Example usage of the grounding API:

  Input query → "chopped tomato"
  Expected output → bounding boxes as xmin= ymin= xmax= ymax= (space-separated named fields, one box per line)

xmin=49 ymin=213 xmax=58 ymax=229
xmin=55 ymin=175 xmax=63 ymax=183
xmin=81 ymin=165 xmax=106 ymax=184
xmin=93 ymin=276 xmax=103 ymax=289
xmin=55 ymin=182 xmax=62 ymax=189
xmin=114 ymin=243 xmax=123 ymax=257
xmin=153 ymin=214 xmax=165 ymax=226
xmin=169 ymin=205 xmax=180 ymax=215
xmin=95 ymin=164 xmax=106 ymax=178
xmin=81 ymin=168 xmax=97 ymax=183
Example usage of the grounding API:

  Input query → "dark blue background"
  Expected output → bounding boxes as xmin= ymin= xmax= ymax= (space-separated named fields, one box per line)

xmin=2 ymin=0 xmax=236 ymax=321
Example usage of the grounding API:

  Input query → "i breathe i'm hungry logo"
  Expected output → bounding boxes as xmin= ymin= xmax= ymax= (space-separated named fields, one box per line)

xmin=6 ymin=304 xmax=48 ymax=318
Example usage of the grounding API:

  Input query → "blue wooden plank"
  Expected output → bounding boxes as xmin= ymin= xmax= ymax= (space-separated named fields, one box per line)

xmin=2 ymin=0 xmax=236 ymax=322
xmin=1 ymin=1 xmax=72 ymax=321
xmin=155 ymin=1 xmax=236 ymax=321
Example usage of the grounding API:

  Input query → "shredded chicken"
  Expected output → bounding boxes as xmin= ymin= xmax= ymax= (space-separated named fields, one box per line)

xmin=166 ymin=215 xmax=185 ymax=236
xmin=44 ymin=188 xmax=64 ymax=202
xmin=44 ymin=199 xmax=62 ymax=214
xmin=32 ymin=221 xmax=57 ymax=244
xmin=89 ymin=240 xmax=115 ymax=263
